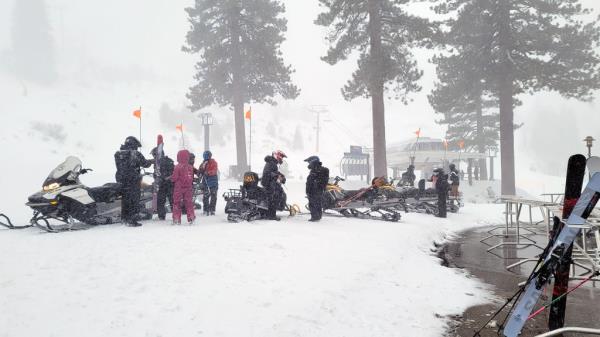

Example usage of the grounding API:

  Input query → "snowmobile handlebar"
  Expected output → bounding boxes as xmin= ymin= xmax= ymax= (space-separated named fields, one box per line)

xmin=332 ymin=176 xmax=345 ymax=185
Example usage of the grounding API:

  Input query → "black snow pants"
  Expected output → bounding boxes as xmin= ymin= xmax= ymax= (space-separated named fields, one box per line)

xmin=437 ymin=192 xmax=447 ymax=218
xmin=121 ymin=180 xmax=141 ymax=223
xmin=308 ymin=193 xmax=323 ymax=220
xmin=157 ymin=181 xmax=173 ymax=220
xmin=203 ymin=187 xmax=218 ymax=214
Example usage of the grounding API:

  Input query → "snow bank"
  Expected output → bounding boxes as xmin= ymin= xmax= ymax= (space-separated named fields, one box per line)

xmin=0 ymin=178 xmax=502 ymax=337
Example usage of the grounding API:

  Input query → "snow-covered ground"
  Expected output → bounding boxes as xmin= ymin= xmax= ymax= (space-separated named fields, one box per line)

xmin=0 ymin=178 xmax=503 ymax=337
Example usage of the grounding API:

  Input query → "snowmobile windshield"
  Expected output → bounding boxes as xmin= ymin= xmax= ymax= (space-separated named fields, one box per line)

xmin=43 ymin=156 xmax=83 ymax=190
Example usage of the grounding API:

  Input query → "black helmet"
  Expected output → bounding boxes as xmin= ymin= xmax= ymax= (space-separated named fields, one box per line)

xmin=304 ymin=155 xmax=320 ymax=164
xmin=150 ymin=147 xmax=158 ymax=157
xmin=449 ymin=163 xmax=456 ymax=170
xmin=124 ymin=136 xmax=142 ymax=149
xmin=408 ymin=165 xmax=415 ymax=170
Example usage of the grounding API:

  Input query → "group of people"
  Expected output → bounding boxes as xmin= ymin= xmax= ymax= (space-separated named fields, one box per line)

xmin=400 ymin=163 xmax=460 ymax=218
xmin=114 ymin=136 xmax=219 ymax=227
xmin=259 ymin=150 xmax=330 ymax=222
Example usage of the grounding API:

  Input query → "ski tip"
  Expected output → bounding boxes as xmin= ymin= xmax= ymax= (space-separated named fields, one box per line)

xmin=157 ymin=134 xmax=164 ymax=144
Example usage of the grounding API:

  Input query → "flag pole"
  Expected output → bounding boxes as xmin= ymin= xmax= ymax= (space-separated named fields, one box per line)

xmin=249 ymin=107 xmax=252 ymax=171
xmin=181 ymin=121 xmax=185 ymax=148
xmin=139 ymin=106 xmax=142 ymax=147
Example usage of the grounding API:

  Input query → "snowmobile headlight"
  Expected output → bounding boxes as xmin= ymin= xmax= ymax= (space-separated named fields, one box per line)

xmin=43 ymin=183 xmax=60 ymax=192
xmin=50 ymin=200 xmax=58 ymax=205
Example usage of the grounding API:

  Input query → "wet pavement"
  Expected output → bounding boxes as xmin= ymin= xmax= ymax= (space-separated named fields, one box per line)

xmin=441 ymin=226 xmax=600 ymax=337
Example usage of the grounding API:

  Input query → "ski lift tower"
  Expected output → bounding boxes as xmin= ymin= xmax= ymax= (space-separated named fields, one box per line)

xmin=200 ymin=112 xmax=213 ymax=151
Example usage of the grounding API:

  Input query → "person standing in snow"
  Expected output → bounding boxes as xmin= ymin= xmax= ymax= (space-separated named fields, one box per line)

xmin=261 ymin=150 xmax=287 ymax=221
xmin=305 ymin=156 xmax=329 ymax=222
xmin=171 ymin=149 xmax=196 ymax=225
xmin=114 ymin=136 xmax=153 ymax=227
xmin=198 ymin=150 xmax=219 ymax=216
xmin=400 ymin=165 xmax=416 ymax=187
xmin=151 ymin=147 xmax=174 ymax=221
xmin=433 ymin=168 xmax=449 ymax=218
xmin=448 ymin=163 xmax=460 ymax=198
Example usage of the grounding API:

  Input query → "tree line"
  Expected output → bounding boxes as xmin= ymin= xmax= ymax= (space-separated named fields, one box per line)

xmin=183 ymin=0 xmax=600 ymax=195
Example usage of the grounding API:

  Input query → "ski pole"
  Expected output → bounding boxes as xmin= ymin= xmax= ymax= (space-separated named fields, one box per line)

xmin=472 ymin=286 xmax=525 ymax=337
xmin=527 ymin=271 xmax=599 ymax=321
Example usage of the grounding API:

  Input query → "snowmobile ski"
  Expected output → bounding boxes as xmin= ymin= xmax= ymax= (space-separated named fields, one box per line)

xmin=0 ymin=213 xmax=32 ymax=229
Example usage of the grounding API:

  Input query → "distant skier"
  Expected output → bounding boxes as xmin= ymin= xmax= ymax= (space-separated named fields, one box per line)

xmin=171 ymin=150 xmax=196 ymax=225
xmin=304 ymin=156 xmax=329 ymax=222
xmin=114 ymin=136 xmax=153 ymax=227
xmin=449 ymin=163 xmax=460 ymax=198
xmin=151 ymin=147 xmax=174 ymax=221
xmin=433 ymin=168 xmax=449 ymax=218
xmin=262 ymin=150 xmax=287 ymax=221
xmin=400 ymin=165 xmax=416 ymax=186
xmin=474 ymin=163 xmax=480 ymax=181
xmin=198 ymin=150 xmax=219 ymax=216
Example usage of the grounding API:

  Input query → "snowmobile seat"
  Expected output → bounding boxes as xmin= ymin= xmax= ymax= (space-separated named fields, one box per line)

xmin=87 ymin=183 xmax=122 ymax=203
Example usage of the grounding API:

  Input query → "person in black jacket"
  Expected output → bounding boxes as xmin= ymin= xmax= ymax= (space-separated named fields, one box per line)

xmin=151 ymin=147 xmax=174 ymax=221
xmin=261 ymin=150 xmax=287 ymax=221
xmin=305 ymin=156 xmax=329 ymax=222
xmin=114 ymin=136 xmax=153 ymax=226
xmin=433 ymin=168 xmax=449 ymax=218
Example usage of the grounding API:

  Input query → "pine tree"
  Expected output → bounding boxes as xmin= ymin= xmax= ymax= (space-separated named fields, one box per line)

xmin=292 ymin=125 xmax=304 ymax=151
xmin=435 ymin=0 xmax=600 ymax=194
xmin=10 ymin=0 xmax=57 ymax=84
xmin=429 ymin=1 xmax=498 ymax=180
xmin=316 ymin=0 xmax=437 ymax=177
xmin=183 ymin=0 xmax=299 ymax=174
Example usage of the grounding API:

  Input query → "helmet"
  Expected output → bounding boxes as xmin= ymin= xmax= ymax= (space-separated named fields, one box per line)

xmin=408 ymin=165 xmax=415 ymax=170
xmin=272 ymin=150 xmax=287 ymax=164
xmin=124 ymin=136 xmax=142 ymax=149
xmin=433 ymin=167 xmax=445 ymax=175
xmin=203 ymin=150 xmax=212 ymax=161
xmin=189 ymin=153 xmax=196 ymax=165
xmin=304 ymin=155 xmax=320 ymax=169
xmin=449 ymin=163 xmax=456 ymax=170
xmin=150 ymin=147 xmax=158 ymax=157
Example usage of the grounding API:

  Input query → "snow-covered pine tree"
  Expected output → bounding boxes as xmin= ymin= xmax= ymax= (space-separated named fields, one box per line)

xmin=316 ymin=0 xmax=438 ymax=177
xmin=183 ymin=0 xmax=299 ymax=175
xmin=10 ymin=0 xmax=57 ymax=84
xmin=434 ymin=0 xmax=600 ymax=195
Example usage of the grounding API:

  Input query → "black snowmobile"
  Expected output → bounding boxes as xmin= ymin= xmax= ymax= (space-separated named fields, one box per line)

xmin=396 ymin=179 xmax=461 ymax=215
xmin=223 ymin=171 xmax=300 ymax=222
xmin=321 ymin=176 xmax=405 ymax=222
xmin=23 ymin=156 xmax=152 ymax=232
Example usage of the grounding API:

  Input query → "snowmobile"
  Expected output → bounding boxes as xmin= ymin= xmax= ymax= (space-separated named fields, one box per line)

xmin=223 ymin=171 xmax=300 ymax=222
xmin=321 ymin=176 xmax=405 ymax=222
xmin=395 ymin=179 xmax=461 ymax=215
xmin=24 ymin=156 xmax=152 ymax=232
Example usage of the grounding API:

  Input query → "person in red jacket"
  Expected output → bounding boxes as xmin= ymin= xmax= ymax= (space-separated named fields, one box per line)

xmin=171 ymin=150 xmax=196 ymax=224
xmin=198 ymin=150 xmax=219 ymax=216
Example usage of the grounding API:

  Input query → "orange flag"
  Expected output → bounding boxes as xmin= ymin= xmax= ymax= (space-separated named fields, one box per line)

xmin=458 ymin=140 xmax=465 ymax=149
xmin=415 ymin=128 xmax=421 ymax=137
xmin=133 ymin=108 xmax=141 ymax=119
xmin=176 ymin=124 xmax=183 ymax=132
xmin=245 ymin=107 xmax=252 ymax=120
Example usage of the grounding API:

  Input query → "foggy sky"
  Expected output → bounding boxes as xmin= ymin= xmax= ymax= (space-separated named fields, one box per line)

xmin=1 ymin=0 xmax=599 ymax=177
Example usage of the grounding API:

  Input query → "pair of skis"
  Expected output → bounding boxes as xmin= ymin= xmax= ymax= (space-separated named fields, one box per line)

xmin=151 ymin=135 xmax=164 ymax=214
xmin=502 ymin=155 xmax=600 ymax=337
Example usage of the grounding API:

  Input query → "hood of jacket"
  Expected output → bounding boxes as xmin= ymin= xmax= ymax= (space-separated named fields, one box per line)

xmin=177 ymin=150 xmax=190 ymax=164
xmin=264 ymin=155 xmax=277 ymax=164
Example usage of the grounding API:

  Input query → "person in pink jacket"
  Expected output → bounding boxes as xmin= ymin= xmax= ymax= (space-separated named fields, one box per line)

xmin=171 ymin=150 xmax=196 ymax=224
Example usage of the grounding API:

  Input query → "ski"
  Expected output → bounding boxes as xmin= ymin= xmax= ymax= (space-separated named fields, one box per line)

xmin=151 ymin=135 xmax=164 ymax=214
xmin=503 ymin=171 xmax=600 ymax=337
xmin=547 ymin=154 xmax=587 ymax=331
xmin=588 ymin=156 xmax=600 ymax=176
